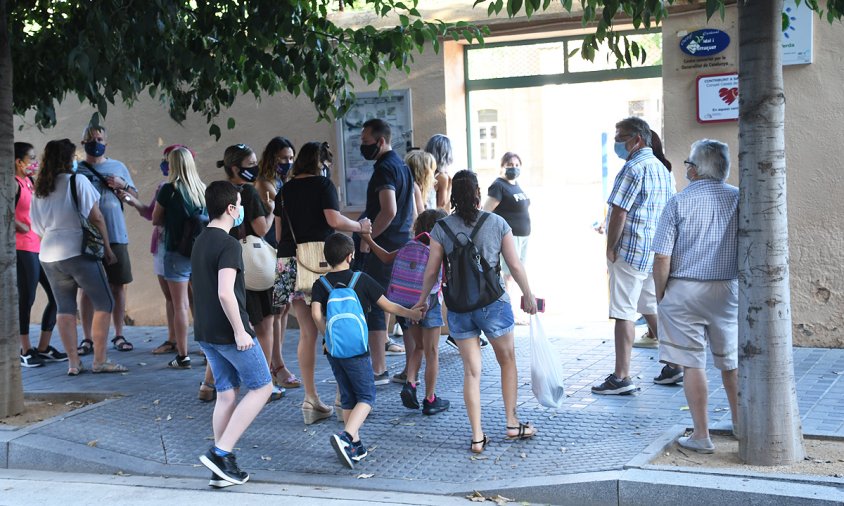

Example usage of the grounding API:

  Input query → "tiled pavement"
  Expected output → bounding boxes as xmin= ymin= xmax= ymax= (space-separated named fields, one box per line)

xmin=14 ymin=320 xmax=844 ymax=489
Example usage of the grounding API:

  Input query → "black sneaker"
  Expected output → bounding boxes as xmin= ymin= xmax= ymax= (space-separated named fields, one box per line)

xmin=653 ymin=365 xmax=684 ymax=385
xmin=400 ymin=382 xmax=419 ymax=409
xmin=445 ymin=335 xmax=458 ymax=349
xmin=208 ymin=472 xmax=235 ymax=488
xmin=422 ymin=395 xmax=450 ymax=415
xmin=168 ymin=354 xmax=192 ymax=369
xmin=199 ymin=448 xmax=249 ymax=485
xmin=330 ymin=431 xmax=355 ymax=469
xmin=349 ymin=440 xmax=368 ymax=462
xmin=20 ymin=348 xmax=45 ymax=368
xmin=37 ymin=345 xmax=68 ymax=362
xmin=591 ymin=373 xmax=638 ymax=395
xmin=373 ymin=371 xmax=390 ymax=386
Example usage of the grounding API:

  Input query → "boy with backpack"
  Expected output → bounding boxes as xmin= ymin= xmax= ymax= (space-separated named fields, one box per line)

xmin=311 ymin=233 xmax=424 ymax=468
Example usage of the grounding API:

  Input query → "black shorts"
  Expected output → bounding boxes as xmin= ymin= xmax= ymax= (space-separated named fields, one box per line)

xmin=104 ymin=243 xmax=133 ymax=285
xmin=245 ymin=287 xmax=274 ymax=326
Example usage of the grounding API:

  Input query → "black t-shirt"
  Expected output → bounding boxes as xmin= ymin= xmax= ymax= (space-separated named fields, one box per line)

xmin=310 ymin=270 xmax=385 ymax=316
xmin=230 ymin=183 xmax=270 ymax=240
xmin=488 ymin=177 xmax=531 ymax=236
xmin=364 ymin=150 xmax=414 ymax=251
xmin=156 ymin=182 xmax=203 ymax=252
xmin=191 ymin=227 xmax=255 ymax=344
xmin=274 ymin=176 xmax=339 ymax=258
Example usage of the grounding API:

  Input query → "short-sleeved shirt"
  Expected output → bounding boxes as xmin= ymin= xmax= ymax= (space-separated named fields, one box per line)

xmin=31 ymin=174 xmax=100 ymax=263
xmin=430 ymin=211 xmax=511 ymax=290
xmin=15 ymin=176 xmax=40 ymax=253
xmin=364 ymin=150 xmax=414 ymax=251
xmin=606 ymin=147 xmax=675 ymax=272
xmin=274 ymin=176 xmax=340 ymax=258
xmin=156 ymin=182 xmax=203 ymax=252
xmin=310 ymin=269 xmax=386 ymax=317
xmin=77 ymin=159 xmax=135 ymax=244
xmin=652 ymin=179 xmax=739 ymax=281
xmin=191 ymin=227 xmax=256 ymax=344
xmin=229 ymin=183 xmax=270 ymax=241
xmin=488 ymin=177 xmax=531 ymax=236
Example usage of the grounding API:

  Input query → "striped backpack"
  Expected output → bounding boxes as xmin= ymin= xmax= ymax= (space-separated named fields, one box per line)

xmin=386 ymin=232 xmax=440 ymax=308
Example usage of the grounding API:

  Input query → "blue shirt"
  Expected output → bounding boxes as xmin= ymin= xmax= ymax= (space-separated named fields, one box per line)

xmin=77 ymin=158 xmax=135 ymax=244
xmin=364 ymin=150 xmax=414 ymax=251
xmin=607 ymin=148 xmax=675 ymax=272
xmin=652 ymin=179 xmax=739 ymax=281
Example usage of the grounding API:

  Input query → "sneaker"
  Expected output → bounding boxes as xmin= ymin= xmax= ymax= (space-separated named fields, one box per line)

xmin=349 ymin=440 xmax=368 ymax=462
xmin=391 ymin=322 xmax=404 ymax=337
xmin=391 ymin=370 xmax=407 ymax=384
xmin=653 ymin=364 xmax=684 ymax=385
xmin=168 ymin=354 xmax=192 ymax=369
xmin=677 ymin=436 xmax=715 ymax=454
xmin=209 ymin=472 xmax=235 ymax=488
xmin=20 ymin=348 xmax=45 ymax=368
xmin=422 ymin=395 xmax=450 ymax=416
xmin=445 ymin=335 xmax=458 ymax=349
xmin=591 ymin=373 xmax=638 ymax=395
xmin=199 ymin=448 xmax=249 ymax=485
xmin=400 ymin=382 xmax=419 ymax=409
xmin=479 ymin=336 xmax=489 ymax=347
xmin=37 ymin=345 xmax=68 ymax=362
xmin=385 ymin=337 xmax=405 ymax=355
xmin=632 ymin=330 xmax=658 ymax=349
xmin=373 ymin=371 xmax=390 ymax=386
xmin=330 ymin=431 xmax=355 ymax=469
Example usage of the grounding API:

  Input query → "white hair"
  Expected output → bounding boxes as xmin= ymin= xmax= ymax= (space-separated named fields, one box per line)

xmin=690 ymin=139 xmax=730 ymax=181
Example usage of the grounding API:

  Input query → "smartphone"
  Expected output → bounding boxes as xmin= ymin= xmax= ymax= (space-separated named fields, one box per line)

xmin=521 ymin=296 xmax=545 ymax=313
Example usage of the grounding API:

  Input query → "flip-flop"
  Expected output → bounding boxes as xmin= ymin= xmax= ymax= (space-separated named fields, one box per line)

xmin=111 ymin=335 xmax=134 ymax=352
xmin=77 ymin=339 xmax=94 ymax=356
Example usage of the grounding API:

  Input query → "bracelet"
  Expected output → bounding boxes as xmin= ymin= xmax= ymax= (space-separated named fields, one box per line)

xmin=123 ymin=183 xmax=129 ymax=190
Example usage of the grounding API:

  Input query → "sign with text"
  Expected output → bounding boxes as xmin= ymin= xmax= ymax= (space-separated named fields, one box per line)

xmin=697 ymin=73 xmax=739 ymax=123
xmin=679 ymin=29 xmax=731 ymax=57
xmin=782 ymin=0 xmax=814 ymax=65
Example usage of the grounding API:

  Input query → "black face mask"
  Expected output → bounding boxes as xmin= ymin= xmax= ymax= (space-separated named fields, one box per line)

xmin=359 ymin=142 xmax=380 ymax=161
xmin=238 ymin=166 xmax=257 ymax=182
xmin=504 ymin=167 xmax=520 ymax=180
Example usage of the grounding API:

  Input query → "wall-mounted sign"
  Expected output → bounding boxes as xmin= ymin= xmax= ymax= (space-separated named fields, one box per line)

xmin=782 ymin=0 xmax=814 ymax=65
xmin=679 ymin=29 xmax=731 ymax=57
xmin=697 ymin=73 xmax=739 ymax=123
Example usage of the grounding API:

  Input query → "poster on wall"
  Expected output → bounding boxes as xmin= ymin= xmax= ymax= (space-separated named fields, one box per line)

xmin=697 ymin=73 xmax=739 ymax=123
xmin=336 ymin=89 xmax=413 ymax=209
xmin=782 ymin=0 xmax=814 ymax=65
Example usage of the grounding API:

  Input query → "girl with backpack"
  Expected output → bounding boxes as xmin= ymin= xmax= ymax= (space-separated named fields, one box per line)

xmin=362 ymin=208 xmax=450 ymax=416
xmin=414 ymin=170 xmax=539 ymax=454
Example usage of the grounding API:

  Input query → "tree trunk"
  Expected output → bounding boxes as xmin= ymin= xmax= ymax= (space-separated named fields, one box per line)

xmin=0 ymin=0 xmax=25 ymax=418
xmin=736 ymin=0 xmax=804 ymax=465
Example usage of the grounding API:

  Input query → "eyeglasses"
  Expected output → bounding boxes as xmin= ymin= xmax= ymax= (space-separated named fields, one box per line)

xmin=684 ymin=160 xmax=698 ymax=168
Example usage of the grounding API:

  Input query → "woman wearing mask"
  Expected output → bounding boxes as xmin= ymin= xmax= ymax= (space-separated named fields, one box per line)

xmin=30 ymin=139 xmax=126 ymax=375
xmin=256 ymin=136 xmax=301 ymax=389
xmin=274 ymin=141 xmax=371 ymax=424
xmin=15 ymin=142 xmax=61 ymax=368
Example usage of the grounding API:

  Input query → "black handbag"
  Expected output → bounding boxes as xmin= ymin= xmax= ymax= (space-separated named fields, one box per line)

xmin=70 ymin=174 xmax=106 ymax=260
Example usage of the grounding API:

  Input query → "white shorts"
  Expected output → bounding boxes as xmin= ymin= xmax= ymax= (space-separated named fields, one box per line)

xmin=607 ymin=258 xmax=657 ymax=321
xmin=500 ymin=235 xmax=529 ymax=277
xmin=657 ymin=278 xmax=738 ymax=370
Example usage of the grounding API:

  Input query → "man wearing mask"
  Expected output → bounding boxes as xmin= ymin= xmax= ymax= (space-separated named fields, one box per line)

xmin=592 ymin=117 xmax=675 ymax=395
xmin=77 ymin=125 xmax=138 ymax=355
xmin=358 ymin=118 xmax=414 ymax=385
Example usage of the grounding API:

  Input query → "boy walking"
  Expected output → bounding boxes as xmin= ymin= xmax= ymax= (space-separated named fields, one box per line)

xmin=193 ymin=181 xmax=273 ymax=487
xmin=311 ymin=233 xmax=423 ymax=468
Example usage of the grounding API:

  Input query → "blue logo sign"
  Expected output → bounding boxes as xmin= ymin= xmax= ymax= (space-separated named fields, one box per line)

xmin=680 ymin=29 xmax=731 ymax=57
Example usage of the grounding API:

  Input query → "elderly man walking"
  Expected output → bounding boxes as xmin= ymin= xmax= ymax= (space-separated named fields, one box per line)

xmin=652 ymin=139 xmax=739 ymax=453
xmin=593 ymin=117 xmax=675 ymax=395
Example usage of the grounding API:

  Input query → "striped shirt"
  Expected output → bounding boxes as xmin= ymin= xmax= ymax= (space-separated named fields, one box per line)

xmin=607 ymin=147 xmax=675 ymax=272
xmin=652 ymin=179 xmax=739 ymax=280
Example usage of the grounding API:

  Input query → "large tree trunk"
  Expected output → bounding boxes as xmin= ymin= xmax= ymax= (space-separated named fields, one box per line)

xmin=736 ymin=0 xmax=804 ymax=465
xmin=0 ymin=0 xmax=24 ymax=418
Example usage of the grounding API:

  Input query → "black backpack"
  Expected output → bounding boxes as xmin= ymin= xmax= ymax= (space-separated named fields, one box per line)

xmin=439 ymin=212 xmax=504 ymax=313
xmin=171 ymin=187 xmax=208 ymax=258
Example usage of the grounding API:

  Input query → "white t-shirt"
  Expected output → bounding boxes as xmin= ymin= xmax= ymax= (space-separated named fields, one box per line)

xmin=31 ymin=174 xmax=100 ymax=263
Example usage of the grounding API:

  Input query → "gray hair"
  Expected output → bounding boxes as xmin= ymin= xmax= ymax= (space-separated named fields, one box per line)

xmin=424 ymin=134 xmax=453 ymax=172
xmin=689 ymin=139 xmax=730 ymax=181
xmin=615 ymin=117 xmax=652 ymax=147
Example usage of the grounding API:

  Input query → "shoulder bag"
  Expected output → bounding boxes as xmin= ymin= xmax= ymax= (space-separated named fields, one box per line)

xmin=70 ymin=174 xmax=106 ymax=260
xmin=280 ymin=196 xmax=330 ymax=294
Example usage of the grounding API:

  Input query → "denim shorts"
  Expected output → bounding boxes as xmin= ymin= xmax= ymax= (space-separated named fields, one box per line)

xmin=397 ymin=293 xmax=444 ymax=329
xmin=199 ymin=339 xmax=272 ymax=392
xmin=447 ymin=294 xmax=514 ymax=340
xmin=163 ymin=250 xmax=192 ymax=282
xmin=327 ymin=353 xmax=376 ymax=410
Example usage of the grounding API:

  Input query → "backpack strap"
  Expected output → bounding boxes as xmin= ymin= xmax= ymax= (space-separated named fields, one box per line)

xmin=79 ymin=160 xmax=125 ymax=211
xmin=469 ymin=212 xmax=491 ymax=241
xmin=437 ymin=218 xmax=461 ymax=245
xmin=319 ymin=275 xmax=333 ymax=292
xmin=348 ymin=271 xmax=361 ymax=289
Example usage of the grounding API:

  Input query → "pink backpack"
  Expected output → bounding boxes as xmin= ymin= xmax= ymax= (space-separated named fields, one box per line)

xmin=386 ymin=233 xmax=440 ymax=308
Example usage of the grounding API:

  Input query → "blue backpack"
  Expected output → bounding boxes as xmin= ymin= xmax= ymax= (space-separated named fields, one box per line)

xmin=319 ymin=272 xmax=369 ymax=358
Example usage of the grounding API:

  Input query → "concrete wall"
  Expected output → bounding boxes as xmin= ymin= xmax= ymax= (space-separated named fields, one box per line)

xmin=662 ymin=6 xmax=843 ymax=347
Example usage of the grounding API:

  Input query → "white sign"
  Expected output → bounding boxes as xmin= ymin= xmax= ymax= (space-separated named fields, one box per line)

xmin=782 ymin=0 xmax=813 ymax=65
xmin=697 ymin=73 xmax=739 ymax=123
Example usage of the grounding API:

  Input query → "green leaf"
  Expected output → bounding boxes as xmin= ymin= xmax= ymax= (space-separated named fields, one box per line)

xmin=209 ymin=124 xmax=222 ymax=141
xmin=227 ymin=117 xmax=236 ymax=130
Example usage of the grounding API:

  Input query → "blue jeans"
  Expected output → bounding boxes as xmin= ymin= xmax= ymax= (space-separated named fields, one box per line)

xmin=447 ymin=295 xmax=514 ymax=340
xmin=199 ymin=340 xmax=272 ymax=392
xmin=327 ymin=353 xmax=376 ymax=410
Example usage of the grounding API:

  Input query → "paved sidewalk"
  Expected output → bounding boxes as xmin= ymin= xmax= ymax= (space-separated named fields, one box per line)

xmin=7 ymin=319 xmax=844 ymax=496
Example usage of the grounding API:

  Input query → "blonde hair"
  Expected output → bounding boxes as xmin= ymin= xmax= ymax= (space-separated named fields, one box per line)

xmin=168 ymin=147 xmax=206 ymax=208
xmin=405 ymin=150 xmax=436 ymax=200
xmin=81 ymin=125 xmax=107 ymax=143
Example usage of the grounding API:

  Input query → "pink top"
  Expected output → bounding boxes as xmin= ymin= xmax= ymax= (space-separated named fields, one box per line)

xmin=15 ymin=175 xmax=41 ymax=252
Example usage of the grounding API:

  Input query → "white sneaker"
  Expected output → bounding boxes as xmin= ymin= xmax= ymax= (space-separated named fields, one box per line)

xmin=677 ymin=436 xmax=715 ymax=454
xmin=632 ymin=330 xmax=658 ymax=349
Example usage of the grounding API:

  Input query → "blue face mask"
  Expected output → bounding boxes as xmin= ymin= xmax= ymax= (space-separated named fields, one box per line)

xmin=232 ymin=206 xmax=245 ymax=227
xmin=71 ymin=160 xmax=78 ymax=173
xmin=614 ymin=141 xmax=629 ymax=161
xmin=276 ymin=162 xmax=291 ymax=178
xmin=84 ymin=140 xmax=106 ymax=158
xmin=160 ymin=160 xmax=169 ymax=177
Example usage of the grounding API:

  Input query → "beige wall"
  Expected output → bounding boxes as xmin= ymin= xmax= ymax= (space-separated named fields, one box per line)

xmin=662 ymin=6 xmax=843 ymax=347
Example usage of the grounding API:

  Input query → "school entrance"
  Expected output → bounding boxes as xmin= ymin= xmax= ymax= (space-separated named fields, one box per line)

xmin=464 ymin=32 xmax=663 ymax=323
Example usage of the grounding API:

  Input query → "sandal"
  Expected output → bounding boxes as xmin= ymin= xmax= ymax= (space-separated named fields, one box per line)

xmin=470 ymin=434 xmax=489 ymax=454
xmin=111 ymin=335 xmax=134 ymax=352
xmin=92 ymin=361 xmax=128 ymax=374
xmin=67 ymin=362 xmax=85 ymax=376
xmin=198 ymin=381 xmax=216 ymax=403
xmin=77 ymin=339 xmax=94 ymax=356
xmin=271 ymin=363 xmax=301 ymax=388
xmin=385 ymin=337 xmax=405 ymax=355
xmin=152 ymin=341 xmax=177 ymax=355
xmin=505 ymin=422 xmax=537 ymax=440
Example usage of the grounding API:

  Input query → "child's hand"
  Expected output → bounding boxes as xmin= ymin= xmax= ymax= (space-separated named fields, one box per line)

xmin=408 ymin=306 xmax=425 ymax=322
xmin=235 ymin=332 xmax=255 ymax=351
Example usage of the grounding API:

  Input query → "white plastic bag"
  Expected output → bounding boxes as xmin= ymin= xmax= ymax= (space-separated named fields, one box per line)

xmin=530 ymin=315 xmax=566 ymax=409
